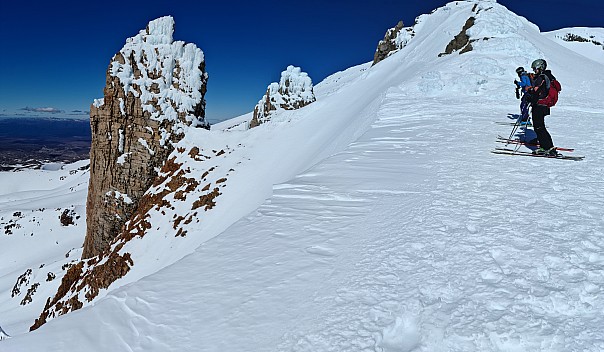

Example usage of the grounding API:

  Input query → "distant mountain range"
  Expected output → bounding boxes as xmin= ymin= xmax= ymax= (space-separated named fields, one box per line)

xmin=0 ymin=118 xmax=90 ymax=170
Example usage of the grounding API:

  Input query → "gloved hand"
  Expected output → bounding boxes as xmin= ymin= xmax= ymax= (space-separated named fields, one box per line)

xmin=527 ymin=93 xmax=538 ymax=105
xmin=514 ymin=80 xmax=519 ymax=87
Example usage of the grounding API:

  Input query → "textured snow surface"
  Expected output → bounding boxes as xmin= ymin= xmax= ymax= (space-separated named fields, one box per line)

xmin=543 ymin=28 xmax=604 ymax=65
xmin=1 ymin=1 xmax=604 ymax=351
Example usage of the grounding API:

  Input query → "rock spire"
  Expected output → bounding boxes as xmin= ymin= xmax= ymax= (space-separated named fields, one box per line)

xmin=83 ymin=16 xmax=208 ymax=258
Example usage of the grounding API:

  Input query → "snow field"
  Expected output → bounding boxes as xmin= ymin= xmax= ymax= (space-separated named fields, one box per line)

xmin=0 ymin=161 xmax=89 ymax=334
xmin=1 ymin=0 xmax=604 ymax=350
xmin=5 ymin=78 xmax=603 ymax=352
xmin=544 ymin=28 xmax=604 ymax=65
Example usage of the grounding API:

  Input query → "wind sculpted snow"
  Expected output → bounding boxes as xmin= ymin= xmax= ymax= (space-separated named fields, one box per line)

xmin=1 ymin=1 xmax=604 ymax=351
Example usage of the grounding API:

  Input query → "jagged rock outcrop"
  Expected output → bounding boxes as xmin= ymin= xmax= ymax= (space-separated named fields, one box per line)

xmin=249 ymin=66 xmax=315 ymax=128
xmin=82 ymin=16 xmax=208 ymax=258
xmin=439 ymin=17 xmax=476 ymax=56
xmin=372 ymin=21 xmax=415 ymax=65
xmin=31 ymin=16 xmax=212 ymax=331
xmin=562 ymin=33 xmax=604 ymax=48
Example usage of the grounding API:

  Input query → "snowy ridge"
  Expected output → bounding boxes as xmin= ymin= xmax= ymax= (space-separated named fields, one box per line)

xmin=544 ymin=27 xmax=604 ymax=64
xmin=2 ymin=1 xmax=604 ymax=350
xmin=401 ymin=1 xmax=544 ymax=97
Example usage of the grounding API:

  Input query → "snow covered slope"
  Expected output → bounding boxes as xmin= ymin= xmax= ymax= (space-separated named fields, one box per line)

xmin=2 ymin=1 xmax=604 ymax=351
xmin=0 ymin=160 xmax=89 ymax=334
xmin=544 ymin=28 xmax=604 ymax=64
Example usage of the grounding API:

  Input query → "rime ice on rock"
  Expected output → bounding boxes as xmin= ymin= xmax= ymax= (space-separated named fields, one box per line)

xmin=249 ymin=65 xmax=316 ymax=128
xmin=83 ymin=16 xmax=208 ymax=258
xmin=373 ymin=21 xmax=415 ymax=65
xmin=31 ymin=17 xmax=213 ymax=330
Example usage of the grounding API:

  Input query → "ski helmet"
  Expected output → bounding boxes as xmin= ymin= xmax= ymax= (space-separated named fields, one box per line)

xmin=531 ymin=59 xmax=547 ymax=71
xmin=515 ymin=67 xmax=525 ymax=75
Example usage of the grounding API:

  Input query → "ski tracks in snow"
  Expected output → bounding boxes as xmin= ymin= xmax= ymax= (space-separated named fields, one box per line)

xmin=274 ymin=88 xmax=604 ymax=351
xmin=17 ymin=88 xmax=601 ymax=352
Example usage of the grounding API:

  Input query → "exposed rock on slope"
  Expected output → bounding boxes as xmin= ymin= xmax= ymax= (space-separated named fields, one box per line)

xmin=544 ymin=28 xmax=604 ymax=64
xmin=561 ymin=33 xmax=603 ymax=48
xmin=31 ymin=139 xmax=236 ymax=331
xmin=440 ymin=16 xmax=476 ymax=56
xmin=83 ymin=16 xmax=208 ymax=258
xmin=249 ymin=66 xmax=316 ymax=128
xmin=372 ymin=21 xmax=415 ymax=65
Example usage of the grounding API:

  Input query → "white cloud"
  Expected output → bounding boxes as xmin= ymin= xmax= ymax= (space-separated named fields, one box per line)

xmin=20 ymin=106 xmax=64 ymax=114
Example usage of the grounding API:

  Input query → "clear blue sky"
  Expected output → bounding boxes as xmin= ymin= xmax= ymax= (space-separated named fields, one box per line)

xmin=0 ymin=0 xmax=602 ymax=123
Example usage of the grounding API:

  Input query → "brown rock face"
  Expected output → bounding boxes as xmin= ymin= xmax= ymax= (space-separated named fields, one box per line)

xmin=31 ymin=15 xmax=212 ymax=331
xmin=373 ymin=21 xmax=405 ymax=65
xmin=439 ymin=17 xmax=476 ymax=56
xmin=82 ymin=16 xmax=208 ymax=258
xmin=32 ymin=142 xmax=232 ymax=331
xmin=372 ymin=21 xmax=415 ymax=66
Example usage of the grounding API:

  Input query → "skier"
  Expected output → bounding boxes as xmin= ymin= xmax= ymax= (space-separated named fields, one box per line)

xmin=514 ymin=67 xmax=532 ymax=124
xmin=528 ymin=59 xmax=558 ymax=155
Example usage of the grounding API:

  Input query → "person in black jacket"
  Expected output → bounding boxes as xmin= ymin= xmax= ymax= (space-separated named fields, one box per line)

xmin=529 ymin=59 xmax=557 ymax=155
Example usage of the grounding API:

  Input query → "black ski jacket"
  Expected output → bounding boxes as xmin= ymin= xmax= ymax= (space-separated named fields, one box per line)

xmin=531 ymin=70 xmax=556 ymax=105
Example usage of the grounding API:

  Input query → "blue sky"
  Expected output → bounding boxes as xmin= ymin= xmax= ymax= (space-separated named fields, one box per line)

xmin=0 ymin=0 xmax=602 ymax=123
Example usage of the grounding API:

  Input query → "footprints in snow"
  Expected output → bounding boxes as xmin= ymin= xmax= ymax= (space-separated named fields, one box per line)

xmin=305 ymin=246 xmax=337 ymax=257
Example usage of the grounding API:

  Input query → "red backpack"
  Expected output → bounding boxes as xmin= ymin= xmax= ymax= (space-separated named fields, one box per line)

xmin=538 ymin=73 xmax=562 ymax=108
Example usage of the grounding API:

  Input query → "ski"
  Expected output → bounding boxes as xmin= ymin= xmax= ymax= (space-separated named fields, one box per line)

xmin=491 ymin=148 xmax=584 ymax=161
xmin=495 ymin=137 xmax=575 ymax=152
xmin=495 ymin=121 xmax=532 ymax=126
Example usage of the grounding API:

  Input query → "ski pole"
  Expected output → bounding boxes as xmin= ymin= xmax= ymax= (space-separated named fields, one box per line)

xmin=506 ymin=113 xmax=522 ymax=143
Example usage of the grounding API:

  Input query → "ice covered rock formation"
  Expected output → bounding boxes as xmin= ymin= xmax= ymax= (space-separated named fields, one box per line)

xmin=31 ymin=15 xmax=210 ymax=331
xmin=373 ymin=20 xmax=415 ymax=65
xmin=249 ymin=65 xmax=315 ymax=128
xmin=83 ymin=16 xmax=208 ymax=258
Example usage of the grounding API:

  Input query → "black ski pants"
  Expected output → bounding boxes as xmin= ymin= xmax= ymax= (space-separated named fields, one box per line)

xmin=532 ymin=104 xmax=554 ymax=150
xmin=520 ymin=94 xmax=530 ymax=121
